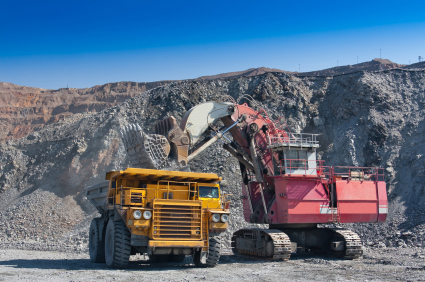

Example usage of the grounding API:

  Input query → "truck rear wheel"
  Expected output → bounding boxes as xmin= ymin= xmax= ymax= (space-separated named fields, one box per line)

xmin=105 ymin=218 xmax=131 ymax=268
xmin=194 ymin=236 xmax=221 ymax=267
xmin=89 ymin=218 xmax=105 ymax=263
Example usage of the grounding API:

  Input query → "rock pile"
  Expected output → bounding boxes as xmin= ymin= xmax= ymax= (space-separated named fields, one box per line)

xmin=1 ymin=68 xmax=425 ymax=253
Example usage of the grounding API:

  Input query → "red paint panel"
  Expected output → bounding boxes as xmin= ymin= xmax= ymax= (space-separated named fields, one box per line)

xmin=274 ymin=179 xmax=289 ymax=223
xmin=286 ymin=180 xmax=329 ymax=200
xmin=336 ymin=180 xmax=379 ymax=223
xmin=274 ymin=178 xmax=331 ymax=224
xmin=286 ymin=202 xmax=331 ymax=223
xmin=377 ymin=181 xmax=388 ymax=223
xmin=248 ymin=182 xmax=270 ymax=223
xmin=242 ymin=181 xmax=273 ymax=223
xmin=255 ymin=132 xmax=274 ymax=175
xmin=268 ymin=200 xmax=278 ymax=224
xmin=338 ymin=203 xmax=378 ymax=222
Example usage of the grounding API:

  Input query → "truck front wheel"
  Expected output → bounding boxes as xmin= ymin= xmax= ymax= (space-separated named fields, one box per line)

xmin=194 ymin=236 xmax=221 ymax=267
xmin=89 ymin=218 xmax=105 ymax=263
xmin=105 ymin=218 xmax=131 ymax=268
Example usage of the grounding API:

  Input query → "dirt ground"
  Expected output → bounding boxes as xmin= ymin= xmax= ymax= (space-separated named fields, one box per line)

xmin=0 ymin=248 xmax=424 ymax=282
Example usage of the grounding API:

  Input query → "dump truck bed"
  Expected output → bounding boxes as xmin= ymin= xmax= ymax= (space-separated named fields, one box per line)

xmin=85 ymin=168 xmax=222 ymax=212
xmin=105 ymin=167 xmax=222 ymax=182
xmin=86 ymin=180 xmax=109 ymax=213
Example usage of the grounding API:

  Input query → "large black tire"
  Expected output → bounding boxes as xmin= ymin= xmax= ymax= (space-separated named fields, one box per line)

xmin=194 ymin=236 xmax=221 ymax=267
xmin=104 ymin=219 xmax=131 ymax=268
xmin=89 ymin=218 xmax=105 ymax=263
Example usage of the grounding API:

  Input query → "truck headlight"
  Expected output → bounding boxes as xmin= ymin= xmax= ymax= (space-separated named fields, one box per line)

xmin=221 ymin=214 xmax=229 ymax=223
xmin=212 ymin=214 xmax=220 ymax=222
xmin=133 ymin=210 xmax=142 ymax=219
xmin=143 ymin=210 xmax=152 ymax=219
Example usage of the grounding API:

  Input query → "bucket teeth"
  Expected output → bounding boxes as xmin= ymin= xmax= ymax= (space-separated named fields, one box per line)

xmin=120 ymin=123 xmax=171 ymax=169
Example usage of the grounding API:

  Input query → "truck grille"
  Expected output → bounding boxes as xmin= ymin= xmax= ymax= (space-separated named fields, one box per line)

xmin=131 ymin=193 xmax=143 ymax=203
xmin=152 ymin=200 xmax=202 ymax=240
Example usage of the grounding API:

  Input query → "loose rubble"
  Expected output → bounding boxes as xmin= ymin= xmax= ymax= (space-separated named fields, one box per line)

xmin=1 ymin=68 xmax=425 ymax=258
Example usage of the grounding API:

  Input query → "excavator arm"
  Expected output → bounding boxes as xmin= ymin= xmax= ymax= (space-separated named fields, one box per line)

xmin=120 ymin=99 xmax=292 ymax=190
xmin=120 ymin=100 xmax=284 ymax=178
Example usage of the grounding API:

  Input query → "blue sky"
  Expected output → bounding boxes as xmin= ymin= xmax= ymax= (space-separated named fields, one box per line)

xmin=1 ymin=0 xmax=424 ymax=89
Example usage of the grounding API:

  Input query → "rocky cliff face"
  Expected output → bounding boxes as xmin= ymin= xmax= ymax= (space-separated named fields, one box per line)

xmin=1 ymin=68 xmax=425 ymax=251
xmin=1 ymin=59 xmax=412 ymax=144
xmin=195 ymin=67 xmax=291 ymax=80
xmin=301 ymin=58 xmax=405 ymax=76
xmin=0 ymin=81 xmax=174 ymax=142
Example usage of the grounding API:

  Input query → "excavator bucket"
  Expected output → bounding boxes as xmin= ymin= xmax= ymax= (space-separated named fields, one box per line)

xmin=120 ymin=102 xmax=234 ymax=169
xmin=120 ymin=124 xmax=170 ymax=169
xmin=155 ymin=116 xmax=190 ymax=167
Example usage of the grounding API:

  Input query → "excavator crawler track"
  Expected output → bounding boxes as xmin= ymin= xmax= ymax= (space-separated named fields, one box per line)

xmin=328 ymin=228 xmax=363 ymax=260
xmin=231 ymin=229 xmax=292 ymax=261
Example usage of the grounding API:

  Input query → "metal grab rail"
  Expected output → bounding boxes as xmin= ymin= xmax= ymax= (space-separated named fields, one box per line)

xmin=276 ymin=160 xmax=385 ymax=182
xmin=269 ymin=133 xmax=320 ymax=147
xmin=113 ymin=186 xmax=148 ymax=208
xmin=110 ymin=183 xmax=200 ymax=208
xmin=156 ymin=180 xmax=198 ymax=200
xmin=330 ymin=166 xmax=385 ymax=182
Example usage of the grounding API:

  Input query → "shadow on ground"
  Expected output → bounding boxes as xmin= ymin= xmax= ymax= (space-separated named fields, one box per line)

xmin=0 ymin=253 xmax=345 ymax=271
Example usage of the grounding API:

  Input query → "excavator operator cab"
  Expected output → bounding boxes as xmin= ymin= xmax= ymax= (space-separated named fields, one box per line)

xmin=273 ymin=148 xmax=318 ymax=176
xmin=271 ymin=133 xmax=320 ymax=176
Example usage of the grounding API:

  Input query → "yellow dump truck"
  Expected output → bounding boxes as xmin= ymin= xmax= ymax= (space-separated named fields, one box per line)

xmin=85 ymin=168 xmax=230 ymax=268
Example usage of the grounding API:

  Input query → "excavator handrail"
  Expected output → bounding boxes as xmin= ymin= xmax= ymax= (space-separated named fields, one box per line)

xmin=269 ymin=133 xmax=320 ymax=148
xmin=331 ymin=166 xmax=385 ymax=182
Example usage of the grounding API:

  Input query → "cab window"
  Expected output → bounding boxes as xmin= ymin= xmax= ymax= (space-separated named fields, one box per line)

xmin=199 ymin=186 xmax=219 ymax=198
xmin=286 ymin=149 xmax=308 ymax=169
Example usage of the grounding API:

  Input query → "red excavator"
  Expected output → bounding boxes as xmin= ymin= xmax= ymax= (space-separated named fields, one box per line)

xmin=120 ymin=97 xmax=387 ymax=260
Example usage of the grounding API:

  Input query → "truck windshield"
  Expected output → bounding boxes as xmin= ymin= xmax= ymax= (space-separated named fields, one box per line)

xmin=199 ymin=186 xmax=219 ymax=198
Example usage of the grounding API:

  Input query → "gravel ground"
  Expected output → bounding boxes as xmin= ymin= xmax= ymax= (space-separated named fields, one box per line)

xmin=1 ymin=68 xmax=425 ymax=281
xmin=0 ymin=248 xmax=424 ymax=281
